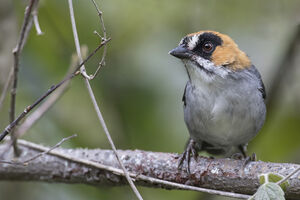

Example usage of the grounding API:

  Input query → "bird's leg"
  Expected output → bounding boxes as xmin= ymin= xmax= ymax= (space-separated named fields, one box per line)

xmin=231 ymin=144 xmax=256 ymax=167
xmin=178 ymin=138 xmax=198 ymax=173
xmin=231 ymin=144 xmax=247 ymax=159
xmin=239 ymin=144 xmax=257 ymax=161
xmin=238 ymin=144 xmax=247 ymax=158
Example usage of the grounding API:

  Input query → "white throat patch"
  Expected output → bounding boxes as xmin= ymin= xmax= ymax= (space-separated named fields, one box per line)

xmin=184 ymin=57 xmax=230 ymax=83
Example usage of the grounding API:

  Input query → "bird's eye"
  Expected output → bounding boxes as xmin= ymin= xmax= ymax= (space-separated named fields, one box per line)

xmin=202 ymin=42 xmax=213 ymax=53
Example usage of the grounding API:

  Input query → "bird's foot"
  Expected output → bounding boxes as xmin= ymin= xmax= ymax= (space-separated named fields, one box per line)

xmin=178 ymin=139 xmax=198 ymax=174
xmin=231 ymin=152 xmax=244 ymax=160
xmin=243 ymin=152 xmax=257 ymax=166
xmin=231 ymin=152 xmax=256 ymax=167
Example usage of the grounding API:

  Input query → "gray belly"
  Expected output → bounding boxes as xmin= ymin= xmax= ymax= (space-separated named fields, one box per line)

xmin=184 ymin=82 xmax=266 ymax=147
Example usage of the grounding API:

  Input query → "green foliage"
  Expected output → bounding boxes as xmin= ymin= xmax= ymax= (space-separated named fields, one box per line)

xmin=249 ymin=183 xmax=285 ymax=200
xmin=251 ymin=173 xmax=290 ymax=200
xmin=259 ymin=173 xmax=289 ymax=191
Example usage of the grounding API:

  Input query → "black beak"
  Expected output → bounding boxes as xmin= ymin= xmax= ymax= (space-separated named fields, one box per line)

xmin=169 ymin=45 xmax=193 ymax=59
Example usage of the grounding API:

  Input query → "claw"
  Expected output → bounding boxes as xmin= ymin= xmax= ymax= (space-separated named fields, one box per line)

xmin=191 ymin=145 xmax=198 ymax=160
xmin=242 ymin=152 xmax=257 ymax=167
xmin=178 ymin=152 xmax=186 ymax=169
xmin=186 ymin=149 xmax=191 ymax=174
xmin=231 ymin=152 xmax=244 ymax=160
xmin=178 ymin=139 xmax=198 ymax=173
xmin=232 ymin=150 xmax=257 ymax=168
xmin=242 ymin=156 xmax=252 ymax=167
xmin=250 ymin=152 xmax=257 ymax=161
xmin=236 ymin=145 xmax=257 ymax=167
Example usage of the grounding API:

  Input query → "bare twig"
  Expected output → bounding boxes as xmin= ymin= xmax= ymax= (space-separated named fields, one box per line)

xmin=22 ymin=134 xmax=77 ymax=164
xmin=67 ymin=1 xmax=90 ymax=80
xmin=20 ymin=19 xmax=33 ymax=52
xmin=67 ymin=1 xmax=143 ymax=199
xmin=0 ymin=39 xmax=110 ymax=142
xmin=136 ymin=174 xmax=250 ymax=199
xmin=0 ymin=53 xmax=80 ymax=158
xmin=10 ymin=0 xmax=38 ymax=156
xmin=32 ymin=0 xmax=43 ymax=35
xmin=0 ymin=160 xmax=22 ymax=165
xmin=0 ymin=68 xmax=13 ymax=112
xmin=277 ymin=166 xmax=300 ymax=186
xmin=90 ymin=0 xmax=108 ymax=79
xmin=14 ymin=50 xmax=86 ymax=139
xmin=1 ymin=139 xmax=300 ymax=199
xmin=0 ymin=135 xmax=76 ymax=165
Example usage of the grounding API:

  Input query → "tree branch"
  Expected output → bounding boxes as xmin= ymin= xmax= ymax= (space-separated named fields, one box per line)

xmin=0 ymin=139 xmax=299 ymax=199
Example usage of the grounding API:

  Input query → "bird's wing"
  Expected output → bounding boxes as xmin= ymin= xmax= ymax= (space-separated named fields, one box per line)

xmin=258 ymin=81 xmax=266 ymax=100
xmin=182 ymin=83 xmax=187 ymax=106
xmin=250 ymin=65 xmax=266 ymax=100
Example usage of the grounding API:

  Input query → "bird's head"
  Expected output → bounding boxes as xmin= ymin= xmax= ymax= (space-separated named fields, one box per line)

xmin=169 ymin=31 xmax=251 ymax=82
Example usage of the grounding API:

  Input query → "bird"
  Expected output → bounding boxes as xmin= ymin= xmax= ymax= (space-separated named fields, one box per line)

xmin=169 ymin=31 xmax=266 ymax=172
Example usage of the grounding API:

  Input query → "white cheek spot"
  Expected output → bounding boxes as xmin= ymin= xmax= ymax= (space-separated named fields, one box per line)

xmin=188 ymin=35 xmax=199 ymax=50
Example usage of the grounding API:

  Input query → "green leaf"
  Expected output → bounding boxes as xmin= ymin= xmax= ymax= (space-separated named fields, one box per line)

xmin=268 ymin=174 xmax=289 ymax=191
xmin=268 ymin=174 xmax=282 ymax=183
xmin=259 ymin=174 xmax=266 ymax=184
xmin=251 ymin=183 xmax=285 ymax=200
xmin=258 ymin=173 xmax=289 ymax=191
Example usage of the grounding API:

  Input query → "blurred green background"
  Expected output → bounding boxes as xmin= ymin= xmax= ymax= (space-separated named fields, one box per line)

xmin=0 ymin=0 xmax=300 ymax=199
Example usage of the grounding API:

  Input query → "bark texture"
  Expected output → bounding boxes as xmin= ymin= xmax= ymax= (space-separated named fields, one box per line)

xmin=0 ymin=140 xmax=299 ymax=199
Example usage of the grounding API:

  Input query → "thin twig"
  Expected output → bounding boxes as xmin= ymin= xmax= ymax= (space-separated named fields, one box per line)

xmin=67 ymin=1 xmax=143 ymax=199
xmin=0 ymin=39 xmax=110 ymax=142
xmin=0 ymin=160 xmax=22 ymax=165
xmin=14 ymin=50 xmax=85 ymax=139
xmin=32 ymin=0 xmax=43 ymax=35
xmin=12 ymin=138 xmax=251 ymax=199
xmin=136 ymin=174 xmax=250 ymax=199
xmin=0 ymin=54 xmax=80 ymax=158
xmin=90 ymin=0 xmax=107 ymax=79
xmin=22 ymin=134 xmax=77 ymax=164
xmin=67 ymin=1 xmax=90 ymax=80
xmin=10 ymin=0 xmax=37 ymax=156
xmin=0 ymin=68 xmax=14 ymax=112
xmin=277 ymin=166 xmax=300 ymax=186
xmin=20 ymin=19 xmax=33 ymax=52
xmin=0 ymin=135 xmax=76 ymax=165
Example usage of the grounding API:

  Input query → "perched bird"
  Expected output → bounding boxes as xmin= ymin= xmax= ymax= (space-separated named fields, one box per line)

xmin=169 ymin=31 xmax=266 ymax=171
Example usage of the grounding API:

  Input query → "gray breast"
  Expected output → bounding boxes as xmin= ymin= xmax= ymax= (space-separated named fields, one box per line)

xmin=183 ymin=66 xmax=266 ymax=147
